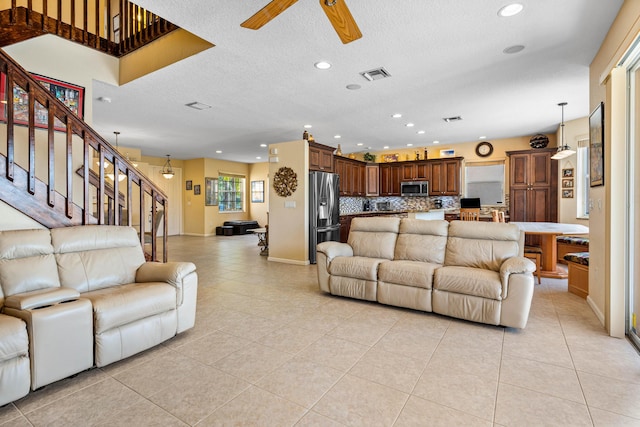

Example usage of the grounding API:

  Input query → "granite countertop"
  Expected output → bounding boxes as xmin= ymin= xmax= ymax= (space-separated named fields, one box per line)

xmin=340 ymin=211 xmax=408 ymax=216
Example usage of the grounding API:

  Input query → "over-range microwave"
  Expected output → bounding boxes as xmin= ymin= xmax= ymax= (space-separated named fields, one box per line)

xmin=401 ymin=181 xmax=429 ymax=197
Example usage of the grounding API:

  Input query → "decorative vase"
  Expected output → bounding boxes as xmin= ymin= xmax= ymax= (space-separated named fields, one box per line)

xmin=336 ymin=144 xmax=342 ymax=156
xmin=529 ymin=134 xmax=549 ymax=149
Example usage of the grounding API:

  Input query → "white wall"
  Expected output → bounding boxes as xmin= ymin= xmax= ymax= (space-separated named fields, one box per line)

xmin=557 ymin=117 xmax=590 ymax=226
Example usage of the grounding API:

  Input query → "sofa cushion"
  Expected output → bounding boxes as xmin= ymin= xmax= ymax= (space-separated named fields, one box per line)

xmin=435 ymin=266 xmax=503 ymax=300
xmin=378 ymin=260 xmax=440 ymax=289
xmin=444 ymin=221 xmax=521 ymax=271
xmin=556 ymin=236 xmax=589 ymax=247
xmin=395 ymin=219 xmax=448 ymax=264
xmin=348 ymin=217 xmax=400 ymax=260
xmin=52 ymin=226 xmax=146 ymax=293
xmin=564 ymin=252 xmax=589 ymax=266
xmin=0 ymin=314 xmax=28 ymax=363
xmin=0 ymin=229 xmax=60 ymax=299
xmin=82 ymin=282 xmax=176 ymax=334
xmin=329 ymin=256 xmax=388 ymax=281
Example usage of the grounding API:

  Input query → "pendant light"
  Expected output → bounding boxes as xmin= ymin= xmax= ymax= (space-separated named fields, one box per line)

xmin=551 ymin=102 xmax=576 ymax=160
xmin=162 ymin=155 xmax=175 ymax=179
xmin=107 ymin=131 xmax=126 ymax=182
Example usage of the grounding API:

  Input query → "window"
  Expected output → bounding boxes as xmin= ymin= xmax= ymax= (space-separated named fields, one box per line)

xmin=218 ymin=175 xmax=245 ymax=212
xmin=576 ymin=138 xmax=590 ymax=218
xmin=464 ymin=161 xmax=505 ymax=206
xmin=251 ymin=180 xmax=264 ymax=203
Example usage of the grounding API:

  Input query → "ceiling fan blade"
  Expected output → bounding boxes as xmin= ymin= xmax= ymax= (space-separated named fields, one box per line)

xmin=319 ymin=0 xmax=362 ymax=44
xmin=241 ymin=0 xmax=300 ymax=30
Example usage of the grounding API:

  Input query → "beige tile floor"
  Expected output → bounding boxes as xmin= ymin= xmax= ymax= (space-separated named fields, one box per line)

xmin=3 ymin=234 xmax=640 ymax=426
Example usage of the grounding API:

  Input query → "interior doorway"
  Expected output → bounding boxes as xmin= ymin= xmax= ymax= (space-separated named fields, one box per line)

xmin=147 ymin=165 xmax=183 ymax=236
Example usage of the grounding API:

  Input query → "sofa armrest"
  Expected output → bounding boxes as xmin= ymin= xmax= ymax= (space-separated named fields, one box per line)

xmin=317 ymin=241 xmax=353 ymax=261
xmin=499 ymin=256 xmax=536 ymax=299
xmin=4 ymin=287 xmax=80 ymax=311
xmin=136 ymin=262 xmax=196 ymax=287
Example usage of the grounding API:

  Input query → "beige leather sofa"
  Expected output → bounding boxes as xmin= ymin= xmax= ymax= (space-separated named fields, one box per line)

xmin=0 ymin=225 xmax=197 ymax=404
xmin=316 ymin=218 xmax=535 ymax=328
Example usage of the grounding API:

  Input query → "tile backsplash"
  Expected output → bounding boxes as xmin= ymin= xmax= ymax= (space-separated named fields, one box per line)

xmin=339 ymin=195 xmax=509 ymax=215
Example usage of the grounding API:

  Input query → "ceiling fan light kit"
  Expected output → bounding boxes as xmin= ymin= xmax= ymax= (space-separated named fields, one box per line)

xmin=241 ymin=0 xmax=362 ymax=44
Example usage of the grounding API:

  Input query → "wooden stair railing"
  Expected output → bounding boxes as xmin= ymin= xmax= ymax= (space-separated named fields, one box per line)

xmin=0 ymin=0 xmax=178 ymax=57
xmin=0 ymin=48 xmax=168 ymax=262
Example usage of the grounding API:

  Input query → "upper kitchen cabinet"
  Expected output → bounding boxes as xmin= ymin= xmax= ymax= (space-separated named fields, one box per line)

xmin=308 ymin=141 xmax=335 ymax=172
xmin=401 ymin=160 xmax=430 ymax=181
xmin=366 ymin=164 xmax=379 ymax=196
xmin=429 ymin=158 xmax=461 ymax=196
xmin=334 ymin=157 xmax=366 ymax=196
xmin=507 ymin=148 xmax=558 ymax=223
xmin=379 ymin=162 xmax=402 ymax=196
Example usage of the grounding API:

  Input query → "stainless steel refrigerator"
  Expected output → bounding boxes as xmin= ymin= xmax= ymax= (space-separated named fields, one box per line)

xmin=309 ymin=171 xmax=340 ymax=264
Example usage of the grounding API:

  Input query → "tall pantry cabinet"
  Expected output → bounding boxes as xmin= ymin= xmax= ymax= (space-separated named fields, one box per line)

xmin=507 ymin=147 xmax=558 ymax=229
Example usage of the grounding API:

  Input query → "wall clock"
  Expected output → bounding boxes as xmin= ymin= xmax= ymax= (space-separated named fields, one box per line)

xmin=475 ymin=141 xmax=494 ymax=158
xmin=273 ymin=166 xmax=298 ymax=197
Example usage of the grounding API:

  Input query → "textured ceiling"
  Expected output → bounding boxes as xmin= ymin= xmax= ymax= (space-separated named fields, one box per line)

xmin=91 ymin=0 xmax=624 ymax=163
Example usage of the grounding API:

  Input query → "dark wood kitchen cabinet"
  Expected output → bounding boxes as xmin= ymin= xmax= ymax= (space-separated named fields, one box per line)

xmin=366 ymin=164 xmax=379 ymax=196
xmin=379 ymin=163 xmax=402 ymax=196
xmin=334 ymin=157 xmax=366 ymax=196
xmin=507 ymin=148 xmax=557 ymax=223
xmin=401 ymin=161 xmax=430 ymax=181
xmin=308 ymin=141 xmax=335 ymax=172
xmin=429 ymin=158 xmax=461 ymax=196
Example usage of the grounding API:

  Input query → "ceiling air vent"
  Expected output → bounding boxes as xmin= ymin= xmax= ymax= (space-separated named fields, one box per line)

xmin=360 ymin=67 xmax=391 ymax=82
xmin=443 ymin=116 xmax=462 ymax=122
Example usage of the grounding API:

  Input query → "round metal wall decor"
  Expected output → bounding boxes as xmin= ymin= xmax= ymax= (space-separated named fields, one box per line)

xmin=529 ymin=134 xmax=549 ymax=149
xmin=273 ymin=166 xmax=298 ymax=197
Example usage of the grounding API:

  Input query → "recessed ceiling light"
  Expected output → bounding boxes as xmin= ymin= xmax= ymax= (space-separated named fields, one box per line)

xmin=383 ymin=145 xmax=389 ymax=149
xmin=346 ymin=84 xmax=361 ymax=90
xmin=260 ymin=144 xmax=267 ymax=147
xmin=185 ymin=101 xmax=211 ymax=110
xmin=216 ymin=150 xmax=222 ymax=154
xmin=407 ymin=143 xmax=413 ymax=147
xmin=433 ymin=140 xmax=440 ymax=144
xmin=334 ymin=135 xmax=341 ymax=139
xmin=314 ymin=61 xmax=331 ymax=70
xmin=304 ymin=124 xmax=312 ymax=129
xmin=357 ymin=143 xmax=364 ymax=146
xmin=406 ymin=123 xmax=414 ymax=127
xmin=479 ymin=136 xmax=487 ymax=140
xmin=392 ymin=113 xmax=402 ymax=118
xmin=498 ymin=3 xmax=523 ymax=17
xmin=503 ymin=45 xmax=525 ymax=54
xmin=256 ymin=156 xmax=261 ymax=160
xmin=417 ymin=130 xmax=425 ymax=135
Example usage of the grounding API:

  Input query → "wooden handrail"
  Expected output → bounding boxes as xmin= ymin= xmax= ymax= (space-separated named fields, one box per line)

xmin=0 ymin=48 xmax=169 ymax=261
xmin=0 ymin=0 xmax=178 ymax=57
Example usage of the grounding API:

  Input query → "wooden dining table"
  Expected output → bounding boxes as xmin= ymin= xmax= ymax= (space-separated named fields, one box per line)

xmin=510 ymin=222 xmax=589 ymax=279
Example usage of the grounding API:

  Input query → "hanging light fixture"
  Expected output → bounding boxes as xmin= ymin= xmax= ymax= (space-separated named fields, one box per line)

xmin=106 ymin=131 xmax=127 ymax=181
xmin=551 ymin=102 xmax=576 ymax=160
xmin=162 ymin=154 xmax=175 ymax=179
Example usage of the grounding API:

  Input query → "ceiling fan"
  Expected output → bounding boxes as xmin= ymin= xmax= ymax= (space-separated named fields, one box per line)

xmin=241 ymin=0 xmax=362 ymax=44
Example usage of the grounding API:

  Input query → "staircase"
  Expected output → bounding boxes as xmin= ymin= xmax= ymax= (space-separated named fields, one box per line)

xmin=0 ymin=0 xmax=178 ymax=57
xmin=0 ymin=48 xmax=169 ymax=262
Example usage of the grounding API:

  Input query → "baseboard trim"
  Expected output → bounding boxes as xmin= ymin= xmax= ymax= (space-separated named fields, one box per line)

xmin=267 ymin=256 xmax=309 ymax=266
xmin=586 ymin=295 xmax=605 ymax=326
xmin=182 ymin=232 xmax=215 ymax=237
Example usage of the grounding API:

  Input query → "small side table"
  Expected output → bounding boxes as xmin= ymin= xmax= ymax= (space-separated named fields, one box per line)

xmin=250 ymin=227 xmax=268 ymax=256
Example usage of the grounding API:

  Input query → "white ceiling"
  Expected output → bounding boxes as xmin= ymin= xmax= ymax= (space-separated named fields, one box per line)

xmin=91 ymin=0 xmax=624 ymax=164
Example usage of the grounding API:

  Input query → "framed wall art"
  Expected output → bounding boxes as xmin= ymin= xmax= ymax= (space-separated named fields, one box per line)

xmin=562 ymin=168 xmax=574 ymax=178
xmin=0 ymin=73 xmax=85 ymax=131
xmin=185 ymin=180 xmax=193 ymax=191
xmin=589 ymin=102 xmax=604 ymax=187
xmin=562 ymin=179 xmax=574 ymax=188
xmin=193 ymin=184 xmax=201 ymax=196
xmin=562 ymin=189 xmax=574 ymax=198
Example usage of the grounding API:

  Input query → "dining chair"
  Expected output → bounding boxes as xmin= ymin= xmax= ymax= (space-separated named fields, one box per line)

xmin=492 ymin=210 xmax=505 ymax=222
xmin=524 ymin=245 xmax=542 ymax=284
xmin=460 ymin=208 xmax=480 ymax=221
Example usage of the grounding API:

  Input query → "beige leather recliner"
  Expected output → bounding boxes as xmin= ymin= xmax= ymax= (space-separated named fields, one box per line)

xmin=50 ymin=225 xmax=198 ymax=367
